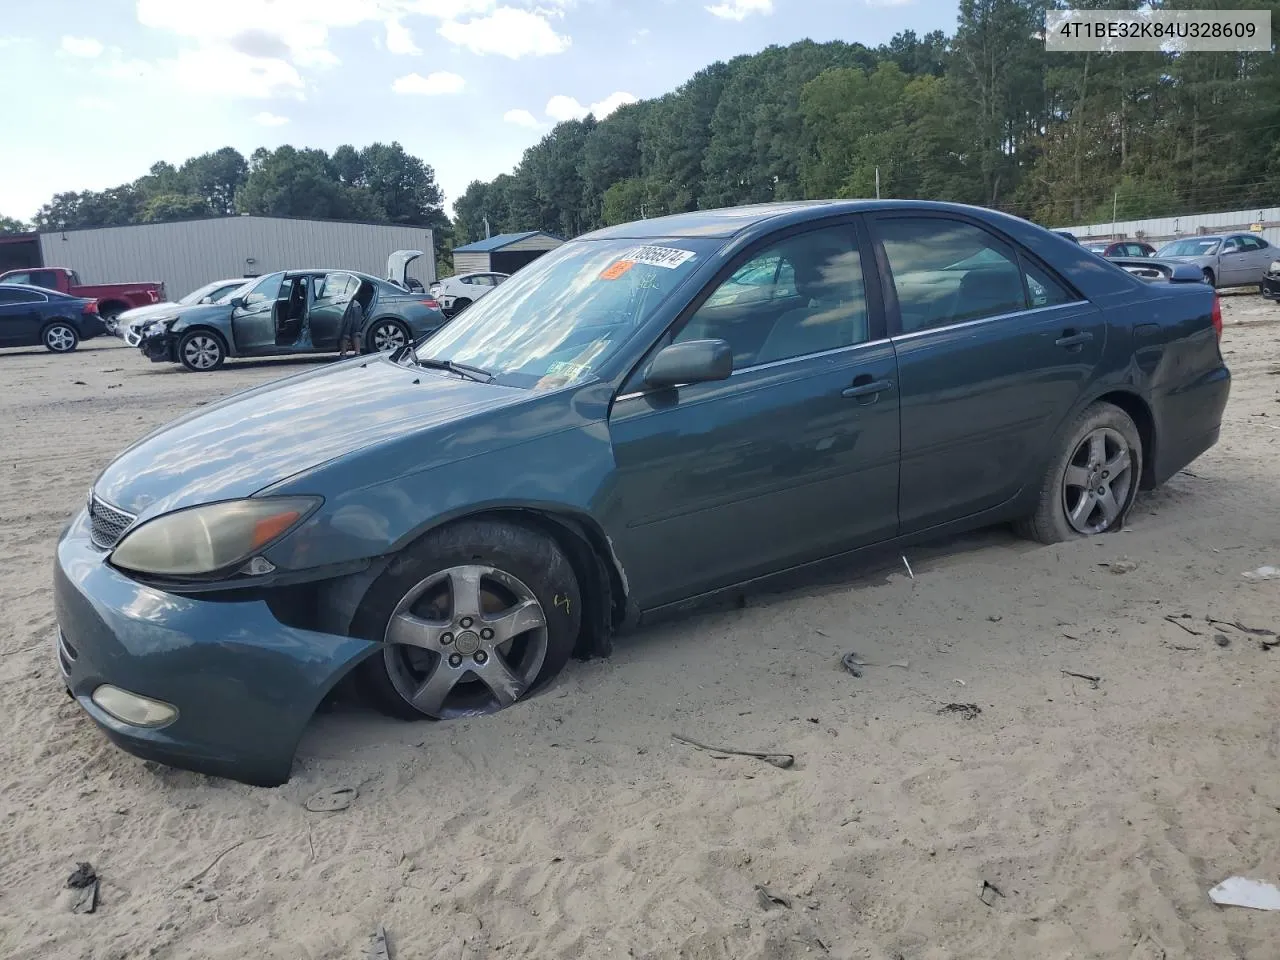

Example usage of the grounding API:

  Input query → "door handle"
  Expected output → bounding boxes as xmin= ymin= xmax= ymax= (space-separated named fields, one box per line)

xmin=841 ymin=378 xmax=893 ymax=400
xmin=1055 ymin=330 xmax=1094 ymax=348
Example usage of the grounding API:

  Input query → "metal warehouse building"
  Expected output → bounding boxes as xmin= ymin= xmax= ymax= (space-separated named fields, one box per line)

xmin=450 ymin=231 xmax=564 ymax=275
xmin=0 ymin=215 xmax=437 ymax=300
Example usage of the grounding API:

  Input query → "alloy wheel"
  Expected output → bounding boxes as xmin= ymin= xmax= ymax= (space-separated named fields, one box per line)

xmin=45 ymin=325 xmax=77 ymax=352
xmin=183 ymin=335 xmax=222 ymax=370
xmin=372 ymin=322 xmax=407 ymax=352
xmin=1061 ymin=426 xmax=1134 ymax=535
xmin=381 ymin=564 xmax=549 ymax=719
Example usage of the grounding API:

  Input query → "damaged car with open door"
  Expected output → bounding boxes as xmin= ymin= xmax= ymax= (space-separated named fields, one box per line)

xmin=137 ymin=252 xmax=447 ymax=371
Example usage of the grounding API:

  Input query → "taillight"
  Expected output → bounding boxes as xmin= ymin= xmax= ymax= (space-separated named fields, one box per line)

xmin=83 ymin=301 xmax=99 ymax=314
xmin=1211 ymin=294 xmax=1223 ymax=340
xmin=421 ymin=298 xmax=442 ymax=310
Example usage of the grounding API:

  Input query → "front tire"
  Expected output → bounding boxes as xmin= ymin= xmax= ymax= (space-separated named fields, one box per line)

xmin=366 ymin=319 xmax=409 ymax=353
xmin=355 ymin=519 xmax=582 ymax=721
xmin=1014 ymin=402 xmax=1142 ymax=544
xmin=43 ymin=322 xmax=79 ymax=353
xmin=178 ymin=330 xmax=226 ymax=372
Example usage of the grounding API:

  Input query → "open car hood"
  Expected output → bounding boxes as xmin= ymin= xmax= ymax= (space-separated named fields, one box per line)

xmin=387 ymin=249 xmax=424 ymax=288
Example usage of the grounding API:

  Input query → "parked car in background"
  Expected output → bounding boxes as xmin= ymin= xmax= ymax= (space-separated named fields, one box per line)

xmin=1083 ymin=239 xmax=1156 ymax=258
xmin=55 ymin=199 xmax=1231 ymax=785
xmin=117 ymin=278 xmax=249 ymax=345
xmin=1155 ymin=233 xmax=1275 ymax=288
xmin=137 ymin=265 xmax=446 ymax=371
xmin=0 ymin=283 xmax=106 ymax=352
xmin=429 ymin=271 xmax=509 ymax=316
xmin=1261 ymin=257 xmax=1280 ymax=301
xmin=0 ymin=267 xmax=165 ymax=323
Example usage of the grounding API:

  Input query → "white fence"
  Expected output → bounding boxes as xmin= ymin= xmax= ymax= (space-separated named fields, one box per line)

xmin=1061 ymin=206 xmax=1280 ymax=246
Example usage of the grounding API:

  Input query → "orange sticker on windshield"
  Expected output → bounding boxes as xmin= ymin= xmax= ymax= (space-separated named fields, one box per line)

xmin=599 ymin=260 xmax=635 ymax=280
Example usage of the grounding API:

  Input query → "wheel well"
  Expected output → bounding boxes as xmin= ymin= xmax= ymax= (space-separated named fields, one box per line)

xmin=1096 ymin=390 xmax=1157 ymax=489
xmin=179 ymin=325 xmax=228 ymax=349
xmin=398 ymin=508 xmax=627 ymax=660
xmin=98 ymin=299 xmax=129 ymax=318
xmin=41 ymin=317 xmax=76 ymax=330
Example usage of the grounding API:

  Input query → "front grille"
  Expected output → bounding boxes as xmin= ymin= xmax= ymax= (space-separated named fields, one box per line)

xmin=88 ymin=494 xmax=135 ymax=550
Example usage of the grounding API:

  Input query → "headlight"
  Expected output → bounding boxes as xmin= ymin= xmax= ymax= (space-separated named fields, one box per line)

xmin=1269 ymin=260 xmax=1280 ymax=274
xmin=143 ymin=317 xmax=175 ymax=336
xmin=110 ymin=497 xmax=320 ymax=577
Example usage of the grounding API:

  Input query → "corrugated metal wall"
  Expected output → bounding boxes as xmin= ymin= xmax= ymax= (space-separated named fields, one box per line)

xmin=38 ymin=216 xmax=436 ymax=300
xmin=1063 ymin=206 xmax=1280 ymax=246
xmin=452 ymin=253 xmax=490 ymax=275
xmin=503 ymin=234 xmax=563 ymax=253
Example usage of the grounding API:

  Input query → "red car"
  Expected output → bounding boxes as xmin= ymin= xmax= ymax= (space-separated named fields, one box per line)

xmin=1082 ymin=239 xmax=1156 ymax=259
xmin=0 ymin=266 xmax=164 ymax=323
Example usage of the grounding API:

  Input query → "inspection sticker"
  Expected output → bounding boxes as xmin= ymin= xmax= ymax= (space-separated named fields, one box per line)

xmin=618 ymin=245 xmax=696 ymax=269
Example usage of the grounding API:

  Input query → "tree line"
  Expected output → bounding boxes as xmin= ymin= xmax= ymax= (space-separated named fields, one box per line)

xmin=1 ymin=143 xmax=452 ymax=266
xmin=454 ymin=0 xmax=1280 ymax=245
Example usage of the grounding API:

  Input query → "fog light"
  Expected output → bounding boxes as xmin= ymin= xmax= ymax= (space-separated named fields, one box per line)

xmin=91 ymin=684 xmax=177 ymax=728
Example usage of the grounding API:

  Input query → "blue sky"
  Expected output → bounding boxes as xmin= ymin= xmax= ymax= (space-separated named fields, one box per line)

xmin=0 ymin=0 xmax=958 ymax=222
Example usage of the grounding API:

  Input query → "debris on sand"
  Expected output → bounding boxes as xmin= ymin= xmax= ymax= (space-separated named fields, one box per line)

xmin=937 ymin=703 xmax=982 ymax=720
xmin=755 ymin=884 xmax=792 ymax=910
xmin=367 ymin=925 xmax=392 ymax=959
xmin=1102 ymin=558 xmax=1139 ymax=575
xmin=305 ymin=786 xmax=358 ymax=813
xmin=1208 ymin=876 xmax=1280 ymax=911
xmin=671 ymin=733 xmax=795 ymax=769
xmin=1242 ymin=565 xmax=1280 ymax=582
xmin=66 ymin=861 xmax=99 ymax=914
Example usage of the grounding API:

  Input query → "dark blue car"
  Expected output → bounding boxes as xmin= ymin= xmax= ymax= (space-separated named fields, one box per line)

xmin=0 ymin=283 xmax=105 ymax=352
xmin=53 ymin=200 xmax=1230 ymax=785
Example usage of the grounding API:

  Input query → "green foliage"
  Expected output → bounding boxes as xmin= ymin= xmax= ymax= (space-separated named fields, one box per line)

xmin=456 ymin=21 xmax=1280 ymax=240
xmin=0 ymin=215 xmax=27 ymax=234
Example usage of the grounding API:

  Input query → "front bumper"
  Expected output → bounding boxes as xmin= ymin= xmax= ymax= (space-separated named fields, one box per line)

xmin=139 ymin=331 xmax=176 ymax=363
xmin=53 ymin=509 xmax=375 ymax=786
xmin=1262 ymin=274 xmax=1280 ymax=300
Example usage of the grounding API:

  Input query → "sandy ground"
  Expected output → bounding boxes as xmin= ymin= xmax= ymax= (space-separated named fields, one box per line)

xmin=1 ymin=295 xmax=1278 ymax=960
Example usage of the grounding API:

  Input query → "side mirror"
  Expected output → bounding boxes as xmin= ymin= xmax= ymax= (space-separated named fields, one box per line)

xmin=228 ymin=296 xmax=245 ymax=309
xmin=644 ymin=339 xmax=733 ymax=389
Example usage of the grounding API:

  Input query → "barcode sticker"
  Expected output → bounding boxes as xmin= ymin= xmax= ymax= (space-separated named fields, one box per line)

xmin=616 ymin=245 xmax=696 ymax=270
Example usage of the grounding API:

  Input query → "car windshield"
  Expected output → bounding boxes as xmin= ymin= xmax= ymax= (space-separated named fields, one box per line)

xmin=1159 ymin=238 xmax=1221 ymax=257
xmin=179 ymin=281 xmax=232 ymax=305
xmin=416 ymin=236 xmax=719 ymax=389
xmin=1083 ymin=243 xmax=1109 ymax=254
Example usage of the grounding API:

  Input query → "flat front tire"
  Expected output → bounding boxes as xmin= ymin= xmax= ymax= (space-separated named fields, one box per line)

xmin=1014 ymin=402 xmax=1143 ymax=544
xmin=355 ymin=520 xmax=582 ymax=721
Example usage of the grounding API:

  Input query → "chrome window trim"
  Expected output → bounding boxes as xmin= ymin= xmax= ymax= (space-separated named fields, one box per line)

xmin=890 ymin=300 xmax=1082 ymax=344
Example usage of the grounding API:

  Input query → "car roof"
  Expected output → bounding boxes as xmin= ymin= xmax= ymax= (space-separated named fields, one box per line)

xmin=0 ymin=281 xmax=74 ymax=298
xmin=579 ymin=199 xmax=1069 ymax=242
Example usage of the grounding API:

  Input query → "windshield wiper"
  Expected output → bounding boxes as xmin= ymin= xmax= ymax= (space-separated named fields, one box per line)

xmin=410 ymin=354 xmax=495 ymax=383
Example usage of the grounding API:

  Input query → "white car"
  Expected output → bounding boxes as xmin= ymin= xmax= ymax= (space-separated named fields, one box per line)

xmin=117 ymin=278 xmax=249 ymax=345
xmin=428 ymin=272 xmax=509 ymax=316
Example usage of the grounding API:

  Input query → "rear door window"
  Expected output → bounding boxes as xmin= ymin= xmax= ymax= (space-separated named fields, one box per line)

xmin=876 ymin=216 xmax=1079 ymax=333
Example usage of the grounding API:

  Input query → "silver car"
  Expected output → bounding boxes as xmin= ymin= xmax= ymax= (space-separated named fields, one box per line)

xmin=1155 ymin=233 xmax=1276 ymax=289
xmin=117 ymin=278 xmax=249 ymax=345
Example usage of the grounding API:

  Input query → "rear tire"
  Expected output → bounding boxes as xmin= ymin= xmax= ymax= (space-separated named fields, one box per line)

xmin=178 ymin=330 xmax=227 ymax=372
xmin=355 ymin=519 xmax=582 ymax=721
xmin=1014 ymin=402 xmax=1143 ymax=544
xmin=449 ymin=298 xmax=472 ymax=318
xmin=366 ymin=319 xmax=409 ymax=353
xmin=43 ymin=321 xmax=79 ymax=353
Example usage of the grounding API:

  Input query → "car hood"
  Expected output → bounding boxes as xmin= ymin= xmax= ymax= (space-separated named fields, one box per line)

xmin=118 ymin=301 xmax=178 ymax=322
xmin=93 ymin=357 xmax=532 ymax=518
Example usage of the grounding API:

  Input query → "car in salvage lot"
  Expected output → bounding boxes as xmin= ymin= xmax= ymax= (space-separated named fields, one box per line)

xmin=1155 ymin=233 xmax=1276 ymax=288
xmin=0 ymin=282 xmax=107 ymax=352
xmin=116 ymin=277 xmax=250 ymax=344
xmin=137 ymin=255 xmax=447 ymax=371
xmin=53 ymin=199 xmax=1230 ymax=786
xmin=429 ymin=271 xmax=510 ymax=317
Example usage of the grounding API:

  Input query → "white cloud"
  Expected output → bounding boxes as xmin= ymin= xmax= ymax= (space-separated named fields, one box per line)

xmin=384 ymin=18 xmax=421 ymax=54
xmin=166 ymin=47 xmax=306 ymax=99
xmin=253 ymin=111 xmax=291 ymax=126
xmin=503 ymin=108 xmax=541 ymax=128
xmin=393 ymin=71 xmax=465 ymax=95
xmin=438 ymin=7 xmax=570 ymax=58
xmin=61 ymin=35 xmax=105 ymax=58
xmin=706 ymin=0 xmax=773 ymax=20
xmin=545 ymin=90 xmax=637 ymax=122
